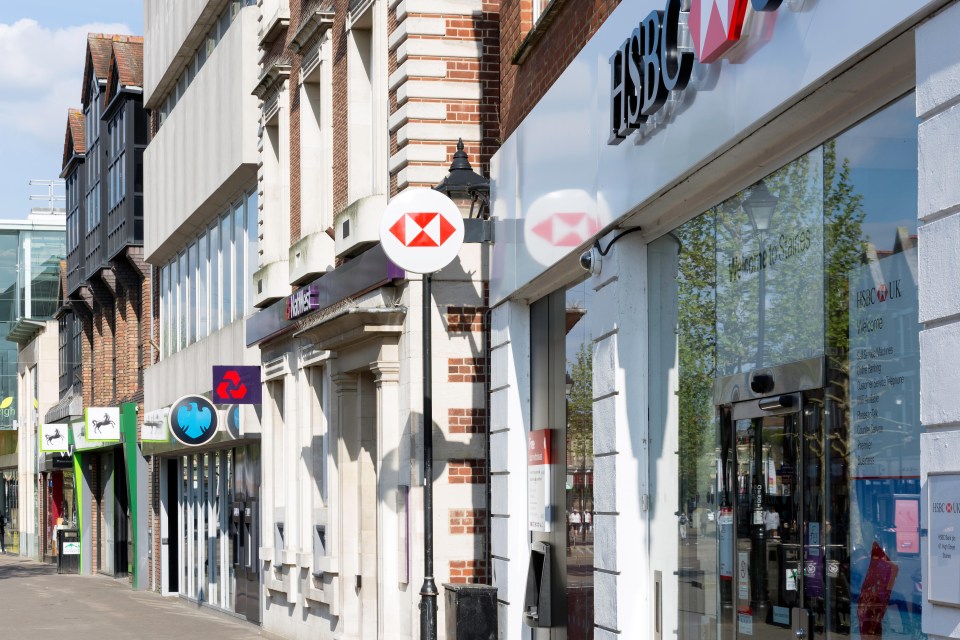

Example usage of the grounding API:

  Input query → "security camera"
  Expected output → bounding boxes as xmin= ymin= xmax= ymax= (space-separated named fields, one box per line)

xmin=579 ymin=247 xmax=602 ymax=275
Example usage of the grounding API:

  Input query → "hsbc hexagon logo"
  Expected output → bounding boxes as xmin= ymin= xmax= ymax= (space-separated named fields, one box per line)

xmin=523 ymin=190 xmax=608 ymax=266
xmin=689 ymin=0 xmax=751 ymax=64
xmin=380 ymin=188 xmax=465 ymax=274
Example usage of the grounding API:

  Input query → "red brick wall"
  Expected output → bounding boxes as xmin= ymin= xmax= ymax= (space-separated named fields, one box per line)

xmin=448 ymin=458 xmax=486 ymax=484
xmin=449 ymin=508 xmax=487 ymax=535
xmin=447 ymin=357 xmax=487 ymax=383
xmin=448 ymin=559 xmax=488 ymax=584
xmin=500 ymin=0 xmax=622 ymax=140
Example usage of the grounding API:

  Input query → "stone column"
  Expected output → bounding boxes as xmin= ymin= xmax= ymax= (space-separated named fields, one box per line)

xmin=917 ymin=5 xmax=960 ymax=638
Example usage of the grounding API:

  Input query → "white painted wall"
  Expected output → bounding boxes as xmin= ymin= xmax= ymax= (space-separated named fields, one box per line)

xmin=16 ymin=321 xmax=58 ymax=561
xmin=144 ymin=6 xmax=260 ymax=266
xmin=917 ymin=3 xmax=960 ymax=638
xmin=144 ymin=0 xmax=219 ymax=106
xmin=143 ymin=319 xmax=261 ymax=412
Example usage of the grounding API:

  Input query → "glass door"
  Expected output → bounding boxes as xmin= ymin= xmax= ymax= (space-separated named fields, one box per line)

xmin=722 ymin=393 xmax=824 ymax=640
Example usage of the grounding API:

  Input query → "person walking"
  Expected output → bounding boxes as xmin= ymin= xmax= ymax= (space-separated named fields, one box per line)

xmin=0 ymin=513 xmax=6 ymax=553
xmin=679 ymin=512 xmax=688 ymax=542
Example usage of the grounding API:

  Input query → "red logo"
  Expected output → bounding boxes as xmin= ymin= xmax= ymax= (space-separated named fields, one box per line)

xmin=689 ymin=0 xmax=750 ymax=64
xmin=948 ymin=503 xmax=954 ymax=514
xmin=216 ymin=370 xmax=248 ymax=401
xmin=530 ymin=213 xmax=601 ymax=247
xmin=388 ymin=212 xmax=457 ymax=248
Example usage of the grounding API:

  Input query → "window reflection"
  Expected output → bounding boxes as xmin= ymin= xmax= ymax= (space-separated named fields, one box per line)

xmin=566 ymin=281 xmax=594 ymax=639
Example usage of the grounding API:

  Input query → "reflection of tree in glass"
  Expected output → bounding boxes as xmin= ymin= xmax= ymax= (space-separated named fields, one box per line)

xmin=567 ymin=342 xmax=593 ymax=513
xmin=715 ymin=149 xmax=824 ymax=375
xmin=676 ymin=212 xmax=717 ymax=500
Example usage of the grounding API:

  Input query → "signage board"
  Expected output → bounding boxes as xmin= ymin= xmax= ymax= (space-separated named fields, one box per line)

xmin=848 ymin=248 xmax=920 ymax=479
xmin=51 ymin=455 xmax=73 ymax=470
xmin=527 ymin=429 xmax=554 ymax=532
xmin=286 ymin=284 xmax=321 ymax=320
xmin=61 ymin=541 xmax=80 ymax=555
xmin=39 ymin=423 xmax=69 ymax=452
xmin=85 ymin=407 xmax=120 ymax=442
xmin=379 ymin=188 xmax=464 ymax=274
xmin=212 ymin=366 xmax=262 ymax=405
xmin=928 ymin=474 xmax=960 ymax=607
xmin=142 ymin=408 xmax=170 ymax=443
xmin=224 ymin=404 xmax=241 ymax=440
xmin=168 ymin=395 xmax=219 ymax=447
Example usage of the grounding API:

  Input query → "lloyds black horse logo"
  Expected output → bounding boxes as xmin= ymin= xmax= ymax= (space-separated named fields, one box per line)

xmin=44 ymin=428 xmax=64 ymax=446
xmin=92 ymin=413 xmax=116 ymax=435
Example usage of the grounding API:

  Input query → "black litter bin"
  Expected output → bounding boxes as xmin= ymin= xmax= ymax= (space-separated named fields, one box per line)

xmin=444 ymin=583 xmax=498 ymax=640
xmin=57 ymin=529 xmax=80 ymax=574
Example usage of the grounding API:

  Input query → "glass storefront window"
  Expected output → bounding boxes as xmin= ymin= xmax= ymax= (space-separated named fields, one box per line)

xmin=652 ymin=93 xmax=921 ymax=640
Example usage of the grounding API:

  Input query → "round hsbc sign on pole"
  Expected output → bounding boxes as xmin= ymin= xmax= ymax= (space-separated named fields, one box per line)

xmin=379 ymin=188 xmax=465 ymax=274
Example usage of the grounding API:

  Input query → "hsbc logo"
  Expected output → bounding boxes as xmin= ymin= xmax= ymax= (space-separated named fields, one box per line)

xmin=388 ymin=212 xmax=457 ymax=248
xmin=933 ymin=502 xmax=960 ymax=514
xmin=609 ymin=0 xmax=781 ymax=145
xmin=531 ymin=212 xmax=601 ymax=247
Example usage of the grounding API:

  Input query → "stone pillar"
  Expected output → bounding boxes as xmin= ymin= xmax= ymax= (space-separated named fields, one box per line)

xmin=917 ymin=4 xmax=960 ymax=638
xmin=372 ymin=361 xmax=408 ymax=639
xmin=332 ymin=372 xmax=361 ymax=638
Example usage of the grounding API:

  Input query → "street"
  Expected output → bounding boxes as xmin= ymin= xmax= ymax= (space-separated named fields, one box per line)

xmin=0 ymin=554 xmax=272 ymax=639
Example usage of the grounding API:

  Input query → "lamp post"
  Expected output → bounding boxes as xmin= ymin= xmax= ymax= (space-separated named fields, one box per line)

xmin=410 ymin=140 xmax=488 ymax=640
xmin=741 ymin=180 xmax=778 ymax=622
xmin=742 ymin=180 xmax=778 ymax=369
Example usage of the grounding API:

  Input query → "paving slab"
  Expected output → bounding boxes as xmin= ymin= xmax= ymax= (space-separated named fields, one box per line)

xmin=0 ymin=553 xmax=274 ymax=640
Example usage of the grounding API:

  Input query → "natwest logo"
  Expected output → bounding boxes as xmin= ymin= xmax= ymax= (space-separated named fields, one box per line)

xmin=212 ymin=366 xmax=262 ymax=405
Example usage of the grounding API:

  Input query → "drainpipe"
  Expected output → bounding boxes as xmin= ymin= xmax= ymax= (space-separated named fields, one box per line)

xmin=482 ymin=306 xmax=492 ymax=578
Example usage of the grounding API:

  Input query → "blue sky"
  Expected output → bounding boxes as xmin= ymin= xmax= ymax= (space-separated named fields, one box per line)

xmin=0 ymin=2 xmax=143 ymax=219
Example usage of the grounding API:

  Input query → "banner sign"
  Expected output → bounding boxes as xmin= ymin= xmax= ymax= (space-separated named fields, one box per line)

xmin=212 ymin=366 xmax=262 ymax=405
xmin=40 ymin=423 xmax=69 ymax=452
xmin=142 ymin=408 xmax=170 ymax=443
xmin=527 ymin=429 xmax=554 ymax=532
xmin=928 ymin=474 xmax=960 ymax=606
xmin=85 ymin=407 xmax=120 ymax=442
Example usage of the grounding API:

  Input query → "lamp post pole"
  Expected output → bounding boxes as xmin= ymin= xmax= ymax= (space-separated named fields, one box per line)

xmin=420 ymin=273 xmax=438 ymax=640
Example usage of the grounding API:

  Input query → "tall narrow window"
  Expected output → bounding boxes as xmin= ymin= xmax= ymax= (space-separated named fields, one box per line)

xmin=220 ymin=213 xmax=233 ymax=325
xmin=209 ymin=223 xmax=220 ymax=333
xmin=233 ymin=200 xmax=244 ymax=319
xmin=198 ymin=233 xmax=208 ymax=340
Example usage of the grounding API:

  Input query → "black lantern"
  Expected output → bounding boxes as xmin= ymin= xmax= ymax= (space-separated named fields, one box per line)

xmin=433 ymin=139 xmax=490 ymax=218
xmin=742 ymin=180 xmax=779 ymax=233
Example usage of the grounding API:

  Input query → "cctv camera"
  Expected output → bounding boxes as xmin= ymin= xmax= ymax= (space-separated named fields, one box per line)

xmin=579 ymin=247 xmax=601 ymax=275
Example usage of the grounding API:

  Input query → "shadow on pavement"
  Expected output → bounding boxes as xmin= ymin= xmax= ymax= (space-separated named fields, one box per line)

xmin=0 ymin=556 xmax=56 ymax=580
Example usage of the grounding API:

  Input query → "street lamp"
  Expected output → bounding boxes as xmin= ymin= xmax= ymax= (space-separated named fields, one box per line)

xmin=433 ymin=139 xmax=490 ymax=218
xmin=412 ymin=141 xmax=490 ymax=640
xmin=741 ymin=180 xmax=779 ymax=368
xmin=741 ymin=180 xmax=779 ymax=623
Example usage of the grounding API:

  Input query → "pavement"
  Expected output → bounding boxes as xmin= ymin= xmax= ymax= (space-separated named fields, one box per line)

xmin=0 ymin=553 xmax=274 ymax=639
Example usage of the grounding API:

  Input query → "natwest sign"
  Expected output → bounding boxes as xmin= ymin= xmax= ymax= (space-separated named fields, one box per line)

xmin=286 ymin=284 xmax=320 ymax=319
xmin=213 ymin=366 xmax=262 ymax=405
xmin=609 ymin=0 xmax=781 ymax=145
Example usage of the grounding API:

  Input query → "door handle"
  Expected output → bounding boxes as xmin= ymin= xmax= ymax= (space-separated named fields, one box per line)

xmin=795 ymin=628 xmax=806 ymax=639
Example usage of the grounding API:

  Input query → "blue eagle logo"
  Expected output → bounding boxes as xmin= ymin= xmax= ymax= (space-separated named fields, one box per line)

xmin=176 ymin=402 xmax=212 ymax=439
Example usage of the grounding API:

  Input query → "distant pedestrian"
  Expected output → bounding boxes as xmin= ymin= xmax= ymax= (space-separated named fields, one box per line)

xmin=679 ymin=513 xmax=688 ymax=541
xmin=0 ymin=514 xmax=6 ymax=553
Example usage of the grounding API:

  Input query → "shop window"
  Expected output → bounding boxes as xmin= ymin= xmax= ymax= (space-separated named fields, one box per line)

xmin=653 ymin=93 xmax=920 ymax=640
xmin=530 ymin=283 xmax=595 ymax=638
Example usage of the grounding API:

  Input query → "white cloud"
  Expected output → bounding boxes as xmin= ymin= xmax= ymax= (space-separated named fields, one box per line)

xmin=0 ymin=19 xmax=132 ymax=143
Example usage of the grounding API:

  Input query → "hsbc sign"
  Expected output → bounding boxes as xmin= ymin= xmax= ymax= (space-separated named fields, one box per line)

xmin=379 ymin=188 xmax=465 ymax=274
xmin=609 ymin=0 xmax=781 ymax=144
